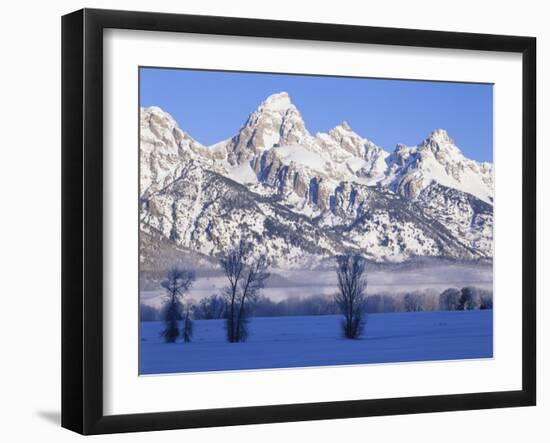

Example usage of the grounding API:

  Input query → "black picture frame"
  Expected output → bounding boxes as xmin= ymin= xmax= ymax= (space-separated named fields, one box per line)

xmin=62 ymin=8 xmax=536 ymax=435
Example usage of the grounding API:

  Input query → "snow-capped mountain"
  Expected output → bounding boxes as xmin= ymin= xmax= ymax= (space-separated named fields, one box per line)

xmin=382 ymin=129 xmax=493 ymax=204
xmin=224 ymin=92 xmax=312 ymax=164
xmin=139 ymin=92 xmax=493 ymax=269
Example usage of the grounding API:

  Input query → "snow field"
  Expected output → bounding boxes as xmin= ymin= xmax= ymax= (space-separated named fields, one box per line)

xmin=140 ymin=310 xmax=492 ymax=374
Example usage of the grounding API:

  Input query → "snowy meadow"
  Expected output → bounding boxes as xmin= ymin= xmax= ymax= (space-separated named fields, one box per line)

xmin=140 ymin=310 xmax=493 ymax=374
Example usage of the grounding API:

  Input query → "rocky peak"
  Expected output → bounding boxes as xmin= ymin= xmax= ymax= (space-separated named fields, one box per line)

xmin=141 ymin=106 xmax=178 ymax=139
xmin=426 ymin=128 xmax=453 ymax=144
xmin=140 ymin=106 xmax=205 ymax=196
xmin=332 ymin=120 xmax=352 ymax=132
xmin=259 ymin=91 xmax=294 ymax=113
xmin=227 ymin=92 xmax=310 ymax=164
xmin=323 ymin=122 xmax=362 ymax=156
xmin=420 ymin=129 xmax=462 ymax=158
xmin=383 ymin=129 xmax=493 ymax=204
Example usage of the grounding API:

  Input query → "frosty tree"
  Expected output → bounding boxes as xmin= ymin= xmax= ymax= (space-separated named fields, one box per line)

xmin=181 ymin=301 xmax=194 ymax=343
xmin=160 ymin=267 xmax=195 ymax=343
xmin=458 ymin=286 xmax=481 ymax=310
xmin=439 ymin=288 xmax=461 ymax=311
xmin=220 ymin=241 xmax=270 ymax=343
xmin=193 ymin=294 xmax=226 ymax=319
xmin=403 ymin=293 xmax=424 ymax=312
xmin=334 ymin=254 xmax=368 ymax=339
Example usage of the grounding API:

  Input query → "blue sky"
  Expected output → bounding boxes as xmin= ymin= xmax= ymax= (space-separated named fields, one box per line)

xmin=140 ymin=68 xmax=493 ymax=162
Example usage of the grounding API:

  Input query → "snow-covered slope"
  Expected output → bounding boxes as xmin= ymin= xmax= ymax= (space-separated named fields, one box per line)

xmin=140 ymin=165 xmax=485 ymax=269
xmin=140 ymin=163 xmax=346 ymax=269
xmin=416 ymin=182 xmax=493 ymax=258
xmin=139 ymin=93 xmax=493 ymax=267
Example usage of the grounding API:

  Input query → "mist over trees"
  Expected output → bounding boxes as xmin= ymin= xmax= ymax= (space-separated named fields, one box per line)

xmin=160 ymin=267 xmax=195 ymax=343
xmin=219 ymin=241 xmax=270 ymax=342
xmin=141 ymin=259 xmax=492 ymax=331
xmin=334 ymin=254 xmax=369 ymax=339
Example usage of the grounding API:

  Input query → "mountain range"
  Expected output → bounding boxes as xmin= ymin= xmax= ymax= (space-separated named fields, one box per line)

xmin=139 ymin=92 xmax=493 ymax=270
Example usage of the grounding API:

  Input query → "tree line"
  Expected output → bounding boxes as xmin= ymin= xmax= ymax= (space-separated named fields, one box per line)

xmin=142 ymin=286 xmax=493 ymax=321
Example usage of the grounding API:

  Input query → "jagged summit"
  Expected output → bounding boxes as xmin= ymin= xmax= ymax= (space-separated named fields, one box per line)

xmin=143 ymin=105 xmax=167 ymax=114
xmin=427 ymin=128 xmax=453 ymax=143
xmin=420 ymin=129 xmax=463 ymax=159
xmin=141 ymin=105 xmax=178 ymax=129
xmin=383 ymin=128 xmax=493 ymax=204
xmin=391 ymin=129 xmax=460 ymax=158
xmin=259 ymin=91 xmax=294 ymax=112
xmin=334 ymin=120 xmax=352 ymax=132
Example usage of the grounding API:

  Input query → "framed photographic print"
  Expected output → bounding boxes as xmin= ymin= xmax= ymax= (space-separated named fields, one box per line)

xmin=61 ymin=8 xmax=536 ymax=435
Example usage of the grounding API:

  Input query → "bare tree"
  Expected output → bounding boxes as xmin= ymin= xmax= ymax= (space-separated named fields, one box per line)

xmin=334 ymin=254 xmax=368 ymax=339
xmin=235 ymin=254 xmax=270 ymax=341
xmin=403 ymin=292 xmax=424 ymax=312
xmin=479 ymin=290 xmax=493 ymax=310
xmin=220 ymin=241 xmax=270 ymax=342
xmin=220 ymin=241 xmax=247 ymax=342
xmin=193 ymin=294 xmax=226 ymax=320
xmin=439 ymin=288 xmax=461 ymax=311
xmin=160 ymin=267 xmax=195 ymax=343
xmin=458 ymin=286 xmax=481 ymax=310
xmin=181 ymin=302 xmax=194 ymax=343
